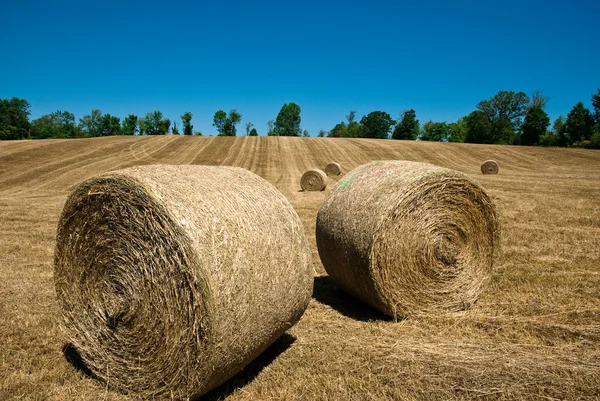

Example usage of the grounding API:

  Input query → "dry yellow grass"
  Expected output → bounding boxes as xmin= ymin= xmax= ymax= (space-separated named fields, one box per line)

xmin=1 ymin=136 xmax=599 ymax=400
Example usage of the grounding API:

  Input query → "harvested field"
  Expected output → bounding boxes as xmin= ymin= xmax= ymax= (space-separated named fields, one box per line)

xmin=1 ymin=136 xmax=599 ymax=400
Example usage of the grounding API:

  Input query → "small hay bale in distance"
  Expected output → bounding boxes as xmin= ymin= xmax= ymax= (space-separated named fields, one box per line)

xmin=481 ymin=159 xmax=499 ymax=175
xmin=300 ymin=168 xmax=327 ymax=191
xmin=316 ymin=160 xmax=500 ymax=319
xmin=325 ymin=162 xmax=342 ymax=176
xmin=54 ymin=165 xmax=313 ymax=399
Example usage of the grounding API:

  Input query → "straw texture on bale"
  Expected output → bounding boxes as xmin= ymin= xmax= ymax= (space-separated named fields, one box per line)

xmin=316 ymin=160 xmax=500 ymax=319
xmin=325 ymin=162 xmax=342 ymax=176
xmin=300 ymin=168 xmax=327 ymax=191
xmin=481 ymin=160 xmax=499 ymax=175
xmin=54 ymin=165 xmax=313 ymax=399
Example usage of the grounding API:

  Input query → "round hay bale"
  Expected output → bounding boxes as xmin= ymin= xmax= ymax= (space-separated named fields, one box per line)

xmin=300 ymin=168 xmax=327 ymax=191
xmin=316 ymin=160 xmax=500 ymax=319
xmin=54 ymin=165 xmax=313 ymax=399
xmin=325 ymin=162 xmax=342 ymax=176
xmin=481 ymin=160 xmax=499 ymax=175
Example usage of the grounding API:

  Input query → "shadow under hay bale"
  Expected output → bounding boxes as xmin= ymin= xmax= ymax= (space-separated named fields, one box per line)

xmin=316 ymin=160 xmax=500 ymax=320
xmin=54 ymin=165 xmax=313 ymax=399
xmin=481 ymin=160 xmax=499 ymax=174
xmin=62 ymin=343 xmax=94 ymax=378
xmin=312 ymin=276 xmax=391 ymax=322
xmin=300 ymin=169 xmax=327 ymax=191
xmin=199 ymin=333 xmax=296 ymax=401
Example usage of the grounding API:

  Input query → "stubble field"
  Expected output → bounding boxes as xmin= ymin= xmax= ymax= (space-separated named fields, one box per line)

xmin=1 ymin=135 xmax=599 ymax=400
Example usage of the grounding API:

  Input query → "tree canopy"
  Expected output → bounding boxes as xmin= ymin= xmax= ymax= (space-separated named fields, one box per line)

xmin=31 ymin=111 xmax=77 ymax=139
xmin=122 ymin=114 xmax=138 ymax=136
xmin=420 ymin=121 xmax=450 ymax=142
xmin=213 ymin=109 xmax=241 ymax=136
xmin=472 ymin=90 xmax=530 ymax=144
xmin=392 ymin=109 xmax=419 ymax=140
xmin=360 ymin=111 xmax=395 ymax=139
xmin=566 ymin=102 xmax=594 ymax=144
xmin=274 ymin=102 xmax=302 ymax=136
xmin=181 ymin=112 xmax=193 ymax=135
xmin=521 ymin=105 xmax=550 ymax=146
xmin=0 ymin=97 xmax=31 ymax=140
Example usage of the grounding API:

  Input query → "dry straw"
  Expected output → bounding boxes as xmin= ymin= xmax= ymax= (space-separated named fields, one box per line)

xmin=316 ymin=160 xmax=500 ymax=319
xmin=325 ymin=162 xmax=342 ymax=176
xmin=54 ymin=165 xmax=313 ymax=399
xmin=481 ymin=160 xmax=499 ymax=175
xmin=301 ymin=168 xmax=327 ymax=191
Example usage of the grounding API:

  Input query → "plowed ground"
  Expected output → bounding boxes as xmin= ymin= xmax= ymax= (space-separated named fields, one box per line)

xmin=1 ymin=136 xmax=599 ymax=400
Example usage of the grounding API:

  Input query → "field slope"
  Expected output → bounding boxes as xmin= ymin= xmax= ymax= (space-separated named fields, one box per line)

xmin=1 ymin=136 xmax=599 ymax=400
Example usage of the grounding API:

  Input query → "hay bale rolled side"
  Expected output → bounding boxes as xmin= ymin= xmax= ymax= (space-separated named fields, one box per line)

xmin=54 ymin=165 xmax=313 ymax=399
xmin=325 ymin=162 xmax=342 ymax=176
xmin=301 ymin=168 xmax=327 ymax=191
xmin=316 ymin=160 xmax=500 ymax=319
xmin=481 ymin=160 xmax=499 ymax=174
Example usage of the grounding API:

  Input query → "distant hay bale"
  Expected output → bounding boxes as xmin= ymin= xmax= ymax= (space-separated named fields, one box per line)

xmin=54 ymin=165 xmax=313 ymax=399
xmin=301 ymin=168 xmax=327 ymax=191
xmin=481 ymin=160 xmax=499 ymax=175
xmin=325 ymin=162 xmax=342 ymax=176
xmin=316 ymin=160 xmax=500 ymax=319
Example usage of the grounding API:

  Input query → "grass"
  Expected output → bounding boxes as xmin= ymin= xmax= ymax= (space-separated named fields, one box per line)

xmin=0 ymin=135 xmax=599 ymax=400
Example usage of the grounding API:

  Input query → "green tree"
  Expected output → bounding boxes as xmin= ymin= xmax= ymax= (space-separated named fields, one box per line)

xmin=566 ymin=102 xmax=594 ymax=144
xmin=447 ymin=117 xmax=467 ymax=142
xmin=318 ymin=129 xmax=326 ymax=137
xmin=79 ymin=109 xmax=102 ymax=138
xmin=392 ymin=109 xmax=419 ymax=140
xmin=346 ymin=111 xmax=363 ymax=137
xmin=213 ymin=110 xmax=227 ymax=135
xmin=473 ymin=90 xmax=529 ymax=144
xmin=302 ymin=129 xmax=310 ymax=137
xmin=249 ymin=127 xmax=258 ymax=136
xmin=591 ymin=89 xmax=600 ymax=126
xmin=160 ymin=118 xmax=171 ymax=135
xmin=464 ymin=110 xmax=492 ymax=143
xmin=420 ymin=121 xmax=450 ymax=141
xmin=181 ymin=112 xmax=193 ymax=135
xmin=172 ymin=121 xmax=180 ymax=135
xmin=0 ymin=97 xmax=31 ymax=140
xmin=327 ymin=110 xmax=363 ymax=137
xmin=31 ymin=111 xmax=77 ymax=139
xmin=99 ymin=114 xmax=121 ymax=136
xmin=550 ymin=116 xmax=569 ymax=147
xmin=591 ymin=89 xmax=600 ymax=140
xmin=360 ymin=111 xmax=395 ymax=139
xmin=222 ymin=109 xmax=241 ymax=136
xmin=213 ymin=109 xmax=241 ymax=136
xmin=328 ymin=122 xmax=346 ymax=137
xmin=141 ymin=111 xmax=169 ymax=135
xmin=274 ymin=102 xmax=302 ymax=136
xmin=122 ymin=114 xmax=138 ymax=136
xmin=521 ymin=105 xmax=550 ymax=146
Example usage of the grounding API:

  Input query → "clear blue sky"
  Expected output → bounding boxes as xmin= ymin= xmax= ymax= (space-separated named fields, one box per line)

xmin=1 ymin=0 xmax=598 ymax=136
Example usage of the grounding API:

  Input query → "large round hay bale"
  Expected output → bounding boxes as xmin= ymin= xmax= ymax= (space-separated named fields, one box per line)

xmin=54 ymin=165 xmax=313 ymax=399
xmin=316 ymin=160 xmax=500 ymax=319
xmin=481 ymin=159 xmax=499 ymax=174
xmin=325 ymin=162 xmax=342 ymax=176
xmin=300 ymin=168 xmax=327 ymax=191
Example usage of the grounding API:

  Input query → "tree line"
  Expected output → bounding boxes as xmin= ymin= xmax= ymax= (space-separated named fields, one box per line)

xmin=0 ymin=104 xmax=197 ymax=139
xmin=0 ymin=101 xmax=307 ymax=140
xmin=1 ymin=91 xmax=599 ymax=148
xmin=322 ymin=89 xmax=600 ymax=149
